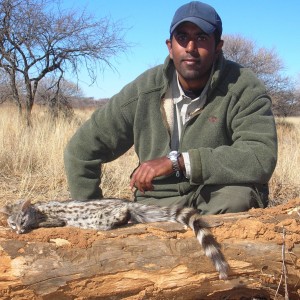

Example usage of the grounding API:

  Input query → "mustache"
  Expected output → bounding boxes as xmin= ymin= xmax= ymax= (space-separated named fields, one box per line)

xmin=181 ymin=55 xmax=201 ymax=62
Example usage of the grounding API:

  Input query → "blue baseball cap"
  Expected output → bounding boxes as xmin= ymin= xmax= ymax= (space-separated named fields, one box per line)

xmin=170 ymin=1 xmax=222 ymax=36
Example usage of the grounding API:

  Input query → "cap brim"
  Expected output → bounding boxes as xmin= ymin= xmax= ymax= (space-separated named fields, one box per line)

xmin=170 ymin=17 xmax=216 ymax=35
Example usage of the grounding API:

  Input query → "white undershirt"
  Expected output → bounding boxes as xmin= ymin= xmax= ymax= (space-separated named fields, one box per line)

xmin=169 ymin=70 xmax=213 ymax=178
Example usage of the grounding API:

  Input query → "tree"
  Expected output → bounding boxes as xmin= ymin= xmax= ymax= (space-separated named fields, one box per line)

xmin=0 ymin=69 xmax=13 ymax=103
xmin=36 ymin=76 xmax=83 ymax=119
xmin=0 ymin=0 xmax=129 ymax=125
xmin=222 ymin=34 xmax=299 ymax=116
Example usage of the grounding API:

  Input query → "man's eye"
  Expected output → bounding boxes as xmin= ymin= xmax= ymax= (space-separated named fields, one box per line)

xmin=174 ymin=33 xmax=209 ymax=47
xmin=197 ymin=35 xmax=208 ymax=42
xmin=176 ymin=34 xmax=187 ymax=42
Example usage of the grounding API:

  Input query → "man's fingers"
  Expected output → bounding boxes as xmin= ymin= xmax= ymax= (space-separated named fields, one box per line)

xmin=129 ymin=164 xmax=155 ymax=193
xmin=129 ymin=170 xmax=139 ymax=191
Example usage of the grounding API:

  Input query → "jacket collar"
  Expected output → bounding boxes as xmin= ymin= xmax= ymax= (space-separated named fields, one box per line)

xmin=161 ymin=53 xmax=225 ymax=99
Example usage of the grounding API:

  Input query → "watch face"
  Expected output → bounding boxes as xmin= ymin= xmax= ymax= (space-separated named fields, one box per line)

xmin=168 ymin=151 xmax=179 ymax=158
xmin=167 ymin=151 xmax=180 ymax=173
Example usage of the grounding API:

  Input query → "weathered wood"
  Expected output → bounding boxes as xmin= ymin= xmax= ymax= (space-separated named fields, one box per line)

xmin=0 ymin=198 xmax=299 ymax=299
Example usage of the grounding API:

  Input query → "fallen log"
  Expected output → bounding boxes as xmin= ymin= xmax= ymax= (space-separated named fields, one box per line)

xmin=0 ymin=198 xmax=299 ymax=300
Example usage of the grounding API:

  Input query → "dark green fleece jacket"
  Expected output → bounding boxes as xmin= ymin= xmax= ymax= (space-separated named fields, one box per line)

xmin=64 ymin=54 xmax=278 ymax=202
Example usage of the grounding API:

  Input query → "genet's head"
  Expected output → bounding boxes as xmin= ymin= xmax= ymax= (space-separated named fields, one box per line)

xmin=1 ymin=199 xmax=34 ymax=234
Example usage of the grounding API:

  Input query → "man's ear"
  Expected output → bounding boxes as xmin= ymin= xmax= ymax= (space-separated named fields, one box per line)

xmin=215 ymin=39 xmax=224 ymax=56
xmin=166 ymin=38 xmax=173 ymax=59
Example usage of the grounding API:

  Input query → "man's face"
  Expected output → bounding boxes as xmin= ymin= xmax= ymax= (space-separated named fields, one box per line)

xmin=166 ymin=22 xmax=223 ymax=91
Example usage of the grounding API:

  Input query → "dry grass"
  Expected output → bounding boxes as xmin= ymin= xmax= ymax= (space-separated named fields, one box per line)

xmin=0 ymin=106 xmax=77 ymax=204
xmin=269 ymin=117 xmax=300 ymax=204
xmin=0 ymin=105 xmax=138 ymax=206
xmin=0 ymin=105 xmax=299 ymax=207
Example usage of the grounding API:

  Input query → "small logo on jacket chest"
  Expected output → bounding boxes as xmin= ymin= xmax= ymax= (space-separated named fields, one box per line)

xmin=208 ymin=116 xmax=218 ymax=123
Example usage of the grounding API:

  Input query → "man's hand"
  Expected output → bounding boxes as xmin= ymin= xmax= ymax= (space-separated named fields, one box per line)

xmin=129 ymin=157 xmax=174 ymax=193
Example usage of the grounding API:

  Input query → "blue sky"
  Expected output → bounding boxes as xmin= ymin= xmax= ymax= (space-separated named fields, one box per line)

xmin=63 ymin=0 xmax=300 ymax=99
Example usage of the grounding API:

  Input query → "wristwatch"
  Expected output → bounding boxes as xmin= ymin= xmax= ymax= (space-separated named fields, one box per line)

xmin=167 ymin=150 xmax=181 ymax=177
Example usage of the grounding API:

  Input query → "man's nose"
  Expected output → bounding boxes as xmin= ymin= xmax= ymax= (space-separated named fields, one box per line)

xmin=186 ymin=39 xmax=197 ymax=52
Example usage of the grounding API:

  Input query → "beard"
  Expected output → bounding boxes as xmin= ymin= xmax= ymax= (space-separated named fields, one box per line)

xmin=176 ymin=59 xmax=212 ymax=83
xmin=173 ymin=52 xmax=215 ymax=82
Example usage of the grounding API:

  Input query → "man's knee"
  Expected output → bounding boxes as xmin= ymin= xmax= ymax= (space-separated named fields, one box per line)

xmin=195 ymin=184 xmax=265 ymax=214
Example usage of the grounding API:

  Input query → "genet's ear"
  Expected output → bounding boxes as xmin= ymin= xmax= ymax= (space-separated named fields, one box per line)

xmin=0 ymin=205 xmax=10 ymax=215
xmin=21 ymin=199 xmax=32 ymax=212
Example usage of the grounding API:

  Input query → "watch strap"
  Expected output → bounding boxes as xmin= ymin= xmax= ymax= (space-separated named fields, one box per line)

xmin=167 ymin=151 xmax=181 ymax=177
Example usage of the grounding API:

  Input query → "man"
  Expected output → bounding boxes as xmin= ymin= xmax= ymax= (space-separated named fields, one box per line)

xmin=64 ymin=1 xmax=277 ymax=214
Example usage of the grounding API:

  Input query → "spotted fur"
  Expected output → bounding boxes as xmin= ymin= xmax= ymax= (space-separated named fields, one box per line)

xmin=1 ymin=198 xmax=229 ymax=279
